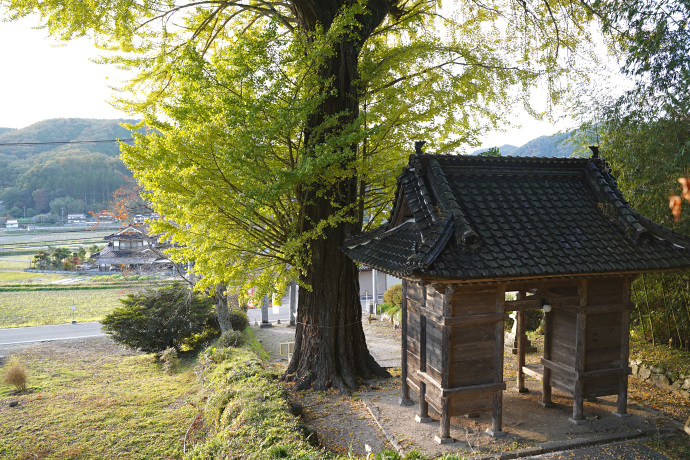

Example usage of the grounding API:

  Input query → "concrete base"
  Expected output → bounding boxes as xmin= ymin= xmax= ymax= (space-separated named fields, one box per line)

xmin=434 ymin=436 xmax=454 ymax=444
xmin=259 ymin=322 xmax=273 ymax=328
xmin=71 ymin=321 xmax=77 ymax=324
xmin=518 ymin=388 xmax=530 ymax=394
xmin=613 ymin=411 xmax=632 ymax=418
xmin=539 ymin=401 xmax=557 ymax=408
xmin=415 ymin=415 xmax=432 ymax=423
xmin=398 ymin=398 xmax=414 ymax=407
xmin=486 ymin=428 xmax=506 ymax=437
xmin=568 ymin=417 xmax=588 ymax=425
xmin=464 ymin=413 xmax=480 ymax=419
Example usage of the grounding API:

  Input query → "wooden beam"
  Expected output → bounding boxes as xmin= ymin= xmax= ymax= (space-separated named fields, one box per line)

xmin=505 ymin=295 xmax=580 ymax=311
xmin=400 ymin=280 xmax=413 ymax=406
xmin=443 ymin=313 xmax=506 ymax=327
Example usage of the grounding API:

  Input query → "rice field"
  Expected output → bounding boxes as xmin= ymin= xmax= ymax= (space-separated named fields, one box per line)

xmin=0 ymin=288 xmax=141 ymax=328
xmin=0 ymin=243 xmax=169 ymax=328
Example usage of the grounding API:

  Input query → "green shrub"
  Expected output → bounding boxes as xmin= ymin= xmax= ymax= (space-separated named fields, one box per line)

xmin=101 ymin=283 xmax=220 ymax=353
xmin=228 ymin=309 xmax=249 ymax=331
xmin=383 ymin=284 xmax=402 ymax=307
xmin=217 ymin=330 xmax=246 ymax=348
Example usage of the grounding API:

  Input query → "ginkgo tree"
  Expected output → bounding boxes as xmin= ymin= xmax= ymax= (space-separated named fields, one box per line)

xmin=4 ymin=0 xmax=601 ymax=390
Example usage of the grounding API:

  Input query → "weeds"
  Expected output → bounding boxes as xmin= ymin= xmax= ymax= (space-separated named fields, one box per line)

xmin=160 ymin=347 xmax=180 ymax=375
xmin=1 ymin=357 xmax=27 ymax=392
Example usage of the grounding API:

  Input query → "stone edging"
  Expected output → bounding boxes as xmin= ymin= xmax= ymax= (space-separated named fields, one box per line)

xmin=630 ymin=359 xmax=690 ymax=399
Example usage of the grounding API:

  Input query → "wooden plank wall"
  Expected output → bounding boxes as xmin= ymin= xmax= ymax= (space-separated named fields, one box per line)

xmin=448 ymin=288 xmax=499 ymax=416
xmin=583 ymin=277 xmax=628 ymax=398
xmin=406 ymin=280 xmax=424 ymax=392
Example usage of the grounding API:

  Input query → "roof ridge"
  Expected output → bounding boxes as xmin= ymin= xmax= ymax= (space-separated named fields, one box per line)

xmin=427 ymin=158 xmax=480 ymax=251
xmin=583 ymin=162 xmax=650 ymax=243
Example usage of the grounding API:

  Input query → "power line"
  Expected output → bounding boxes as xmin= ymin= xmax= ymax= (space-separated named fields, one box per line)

xmin=0 ymin=139 xmax=135 ymax=147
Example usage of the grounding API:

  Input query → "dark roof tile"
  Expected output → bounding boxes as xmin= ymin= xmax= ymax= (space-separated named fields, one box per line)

xmin=343 ymin=154 xmax=690 ymax=280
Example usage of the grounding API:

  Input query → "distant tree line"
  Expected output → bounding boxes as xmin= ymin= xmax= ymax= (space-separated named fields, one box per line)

xmin=0 ymin=118 xmax=138 ymax=220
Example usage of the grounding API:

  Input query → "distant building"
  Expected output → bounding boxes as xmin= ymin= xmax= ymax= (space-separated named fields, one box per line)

xmin=94 ymin=224 xmax=172 ymax=272
xmin=5 ymin=219 xmax=19 ymax=229
xmin=67 ymin=214 xmax=88 ymax=225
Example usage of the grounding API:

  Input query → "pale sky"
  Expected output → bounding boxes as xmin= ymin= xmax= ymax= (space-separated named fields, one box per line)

xmin=0 ymin=14 xmax=577 ymax=149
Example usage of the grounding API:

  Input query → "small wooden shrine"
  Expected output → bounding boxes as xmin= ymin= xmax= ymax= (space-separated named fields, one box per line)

xmin=344 ymin=152 xmax=690 ymax=443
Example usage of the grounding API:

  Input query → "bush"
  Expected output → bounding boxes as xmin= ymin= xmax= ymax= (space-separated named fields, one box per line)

xmin=2 ymin=358 xmax=27 ymax=392
xmin=228 ymin=309 xmax=249 ymax=331
xmin=160 ymin=347 xmax=180 ymax=374
xmin=217 ymin=330 xmax=246 ymax=348
xmin=101 ymin=283 xmax=220 ymax=353
xmin=383 ymin=284 xmax=402 ymax=307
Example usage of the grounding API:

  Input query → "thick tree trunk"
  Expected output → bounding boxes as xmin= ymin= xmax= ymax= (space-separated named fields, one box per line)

xmin=285 ymin=195 xmax=389 ymax=390
xmin=284 ymin=0 xmax=391 ymax=390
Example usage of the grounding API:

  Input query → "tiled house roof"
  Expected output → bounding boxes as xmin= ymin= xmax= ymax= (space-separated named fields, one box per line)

xmin=343 ymin=154 xmax=690 ymax=281
xmin=104 ymin=225 xmax=152 ymax=241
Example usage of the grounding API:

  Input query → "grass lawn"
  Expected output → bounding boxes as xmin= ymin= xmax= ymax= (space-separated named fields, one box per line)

xmin=0 ymin=338 xmax=202 ymax=460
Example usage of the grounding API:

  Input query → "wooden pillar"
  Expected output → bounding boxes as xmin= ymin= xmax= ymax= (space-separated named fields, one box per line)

xmin=540 ymin=287 xmax=554 ymax=408
xmin=541 ymin=303 xmax=554 ymax=408
xmin=570 ymin=280 xmax=587 ymax=424
xmin=399 ymin=280 xmax=413 ymax=406
xmin=415 ymin=315 xmax=431 ymax=423
xmin=516 ymin=291 xmax=528 ymax=393
xmin=435 ymin=285 xmax=454 ymax=443
xmin=487 ymin=284 xmax=506 ymax=437
xmin=615 ymin=277 xmax=632 ymax=417
xmin=435 ymin=397 xmax=453 ymax=444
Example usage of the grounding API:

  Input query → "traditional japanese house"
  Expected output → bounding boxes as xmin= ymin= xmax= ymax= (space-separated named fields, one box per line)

xmin=343 ymin=152 xmax=690 ymax=443
xmin=96 ymin=224 xmax=172 ymax=272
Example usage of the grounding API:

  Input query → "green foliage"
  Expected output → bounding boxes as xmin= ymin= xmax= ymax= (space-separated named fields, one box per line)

xmin=228 ymin=309 xmax=250 ymax=332
xmin=4 ymin=0 xmax=600 ymax=301
xmin=479 ymin=146 xmax=501 ymax=157
xmin=101 ymin=283 xmax=219 ymax=353
xmin=382 ymin=284 xmax=402 ymax=308
xmin=631 ymin=272 xmax=690 ymax=350
xmin=49 ymin=195 xmax=84 ymax=216
xmin=574 ymin=0 xmax=690 ymax=350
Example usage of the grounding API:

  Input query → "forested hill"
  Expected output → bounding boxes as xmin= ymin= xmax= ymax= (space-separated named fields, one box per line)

xmin=474 ymin=131 xmax=578 ymax=157
xmin=0 ymin=118 xmax=140 ymax=219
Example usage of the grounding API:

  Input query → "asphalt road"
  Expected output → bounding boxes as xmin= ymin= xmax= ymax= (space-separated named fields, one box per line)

xmin=0 ymin=322 xmax=105 ymax=346
xmin=0 ymin=307 xmax=291 ymax=347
